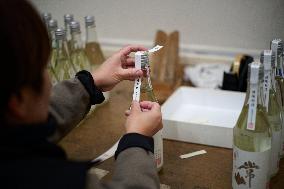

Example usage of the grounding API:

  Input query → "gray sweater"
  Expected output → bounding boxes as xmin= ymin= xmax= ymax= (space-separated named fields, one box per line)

xmin=49 ymin=73 xmax=160 ymax=189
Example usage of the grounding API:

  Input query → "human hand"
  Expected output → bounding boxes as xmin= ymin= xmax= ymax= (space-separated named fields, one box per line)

xmin=92 ymin=45 xmax=147 ymax=91
xmin=124 ymin=101 xmax=162 ymax=137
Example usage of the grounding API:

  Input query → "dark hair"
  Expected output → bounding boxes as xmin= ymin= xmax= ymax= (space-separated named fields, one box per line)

xmin=0 ymin=0 xmax=51 ymax=116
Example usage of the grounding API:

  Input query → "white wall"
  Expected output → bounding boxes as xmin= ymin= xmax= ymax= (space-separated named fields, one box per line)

xmin=31 ymin=0 xmax=284 ymax=60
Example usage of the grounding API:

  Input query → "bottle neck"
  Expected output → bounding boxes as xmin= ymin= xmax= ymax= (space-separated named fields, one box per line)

xmin=71 ymin=32 xmax=83 ymax=50
xmin=244 ymin=78 xmax=264 ymax=107
xmin=141 ymin=65 xmax=153 ymax=90
xmin=85 ymin=25 xmax=98 ymax=43
xmin=275 ymin=54 xmax=283 ymax=77
xmin=49 ymin=30 xmax=56 ymax=49
xmin=56 ymin=38 xmax=69 ymax=57
xmin=64 ymin=23 xmax=72 ymax=41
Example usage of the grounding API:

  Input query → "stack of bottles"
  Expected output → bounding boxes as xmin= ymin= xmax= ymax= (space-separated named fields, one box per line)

xmin=233 ymin=39 xmax=284 ymax=189
xmin=41 ymin=13 xmax=105 ymax=86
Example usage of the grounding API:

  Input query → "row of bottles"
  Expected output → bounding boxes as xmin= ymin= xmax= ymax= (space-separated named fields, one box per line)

xmin=233 ymin=39 xmax=284 ymax=189
xmin=41 ymin=13 xmax=105 ymax=85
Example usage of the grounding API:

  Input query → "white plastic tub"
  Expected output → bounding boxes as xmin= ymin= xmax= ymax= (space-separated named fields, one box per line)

xmin=161 ymin=87 xmax=245 ymax=148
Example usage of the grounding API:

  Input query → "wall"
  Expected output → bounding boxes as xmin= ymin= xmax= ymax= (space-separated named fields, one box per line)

xmin=30 ymin=0 xmax=284 ymax=61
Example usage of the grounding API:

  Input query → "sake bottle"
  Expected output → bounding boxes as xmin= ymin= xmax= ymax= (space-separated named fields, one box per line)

xmin=54 ymin=28 xmax=76 ymax=81
xmin=260 ymin=50 xmax=281 ymax=177
xmin=69 ymin=21 xmax=91 ymax=72
xmin=232 ymin=62 xmax=271 ymax=189
xmin=271 ymin=39 xmax=284 ymax=158
xmin=42 ymin=12 xmax=51 ymax=28
xmin=137 ymin=52 xmax=163 ymax=171
xmin=47 ymin=19 xmax=59 ymax=85
xmin=84 ymin=15 xmax=109 ymax=103
xmin=84 ymin=15 xmax=105 ymax=70
xmin=64 ymin=14 xmax=74 ymax=50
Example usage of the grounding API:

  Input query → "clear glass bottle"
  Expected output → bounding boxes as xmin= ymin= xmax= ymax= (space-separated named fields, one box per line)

xmin=64 ymin=14 xmax=74 ymax=50
xmin=260 ymin=50 xmax=281 ymax=177
xmin=42 ymin=12 xmax=51 ymax=28
xmin=271 ymin=39 xmax=284 ymax=158
xmin=54 ymin=28 xmax=77 ymax=81
xmin=232 ymin=62 xmax=271 ymax=189
xmin=84 ymin=15 xmax=105 ymax=70
xmin=84 ymin=15 xmax=109 ymax=103
xmin=69 ymin=21 xmax=91 ymax=72
xmin=136 ymin=52 xmax=163 ymax=171
xmin=47 ymin=19 xmax=58 ymax=85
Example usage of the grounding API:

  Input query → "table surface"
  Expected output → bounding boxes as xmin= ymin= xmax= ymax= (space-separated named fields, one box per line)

xmin=59 ymin=82 xmax=284 ymax=189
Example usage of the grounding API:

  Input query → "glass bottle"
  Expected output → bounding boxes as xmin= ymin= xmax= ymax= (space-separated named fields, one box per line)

xmin=69 ymin=21 xmax=91 ymax=72
xmin=84 ymin=15 xmax=105 ymax=70
xmin=232 ymin=62 xmax=271 ymax=189
xmin=42 ymin=12 xmax=51 ymax=28
xmin=54 ymin=28 xmax=76 ymax=81
xmin=47 ymin=19 xmax=58 ymax=85
xmin=271 ymin=39 xmax=284 ymax=158
xmin=260 ymin=50 xmax=281 ymax=177
xmin=136 ymin=52 xmax=163 ymax=171
xmin=64 ymin=14 xmax=74 ymax=50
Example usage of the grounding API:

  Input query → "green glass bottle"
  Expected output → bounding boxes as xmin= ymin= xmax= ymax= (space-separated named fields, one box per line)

xmin=232 ymin=62 xmax=271 ymax=189
xmin=135 ymin=51 xmax=163 ymax=171
xmin=54 ymin=28 xmax=76 ymax=81
xmin=271 ymin=39 xmax=284 ymax=158
xmin=69 ymin=21 xmax=91 ymax=72
xmin=261 ymin=50 xmax=281 ymax=177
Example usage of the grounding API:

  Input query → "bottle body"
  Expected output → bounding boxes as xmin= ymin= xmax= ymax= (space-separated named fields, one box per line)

xmin=70 ymin=32 xmax=91 ymax=72
xmin=275 ymin=76 xmax=284 ymax=157
xmin=85 ymin=25 xmax=105 ymax=69
xmin=266 ymin=89 xmax=281 ymax=177
xmin=54 ymin=39 xmax=76 ymax=81
xmin=140 ymin=66 xmax=163 ymax=171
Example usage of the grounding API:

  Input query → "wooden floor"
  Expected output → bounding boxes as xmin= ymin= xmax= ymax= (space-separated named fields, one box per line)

xmin=59 ymin=81 xmax=284 ymax=189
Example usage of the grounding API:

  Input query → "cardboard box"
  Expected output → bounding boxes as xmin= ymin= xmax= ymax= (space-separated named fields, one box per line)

xmin=162 ymin=86 xmax=245 ymax=148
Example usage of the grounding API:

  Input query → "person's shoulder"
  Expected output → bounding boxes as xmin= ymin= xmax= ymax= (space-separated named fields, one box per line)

xmin=0 ymin=158 xmax=89 ymax=189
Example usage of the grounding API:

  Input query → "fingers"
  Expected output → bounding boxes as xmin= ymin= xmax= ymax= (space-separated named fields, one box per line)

xmin=125 ymin=109 xmax=131 ymax=116
xmin=119 ymin=68 xmax=143 ymax=80
xmin=130 ymin=101 xmax=142 ymax=113
xmin=120 ymin=45 xmax=148 ymax=56
xmin=140 ymin=101 xmax=161 ymax=112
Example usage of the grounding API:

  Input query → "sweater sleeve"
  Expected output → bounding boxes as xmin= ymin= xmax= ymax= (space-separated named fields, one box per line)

xmin=85 ymin=133 xmax=160 ymax=189
xmin=48 ymin=71 xmax=104 ymax=142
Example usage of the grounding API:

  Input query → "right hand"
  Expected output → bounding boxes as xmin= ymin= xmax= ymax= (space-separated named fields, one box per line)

xmin=125 ymin=101 xmax=162 ymax=137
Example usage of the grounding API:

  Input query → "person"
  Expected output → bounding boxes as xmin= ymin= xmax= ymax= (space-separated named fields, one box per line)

xmin=0 ymin=0 xmax=162 ymax=188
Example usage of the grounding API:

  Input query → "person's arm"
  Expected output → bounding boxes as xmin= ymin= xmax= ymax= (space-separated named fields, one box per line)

xmin=48 ymin=71 xmax=105 ymax=142
xmin=86 ymin=101 xmax=162 ymax=189
xmin=48 ymin=45 xmax=145 ymax=142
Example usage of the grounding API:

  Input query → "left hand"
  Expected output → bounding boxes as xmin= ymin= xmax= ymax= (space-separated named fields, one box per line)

xmin=92 ymin=45 xmax=147 ymax=91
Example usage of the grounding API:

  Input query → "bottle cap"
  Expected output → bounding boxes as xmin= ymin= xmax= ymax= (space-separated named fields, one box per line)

xmin=271 ymin=39 xmax=283 ymax=55
xmin=48 ymin=19 xmax=58 ymax=31
xmin=55 ymin=28 xmax=66 ymax=40
xmin=248 ymin=62 xmax=263 ymax=84
xmin=70 ymin=21 xmax=81 ymax=33
xmin=64 ymin=14 xmax=74 ymax=24
xmin=260 ymin=50 xmax=275 ymax=70
xmin=84 ymin=15 xmax=95 ymax=27
xmin=42 ymin=13 xmax=51 ymax=23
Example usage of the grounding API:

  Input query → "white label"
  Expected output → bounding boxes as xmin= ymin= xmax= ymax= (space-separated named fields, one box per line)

xmin=233 ymin=146 xmax=270 ymax=189
xmin=281 ymin=112 xmax=284 ymax=156
xmin=153 ymin=130 xmax=163 ymax=170
xmin=270 ymin=130 xmax=281 ymax=176
xmin=263 ymin=71 xmax=271 ymax=112
xmin=148 ymin=45 xmax=163 ymax=53
xmin=247 ymin=83 xmax=258 ymax=130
